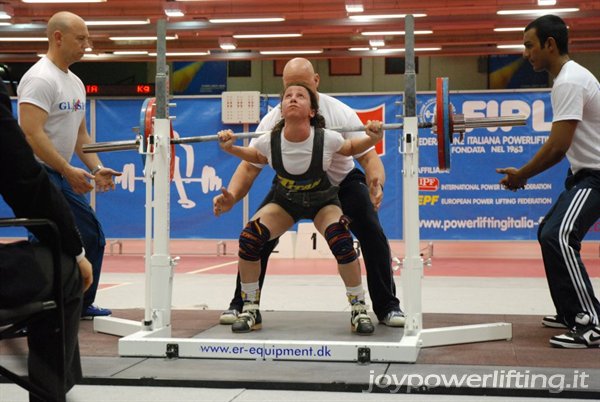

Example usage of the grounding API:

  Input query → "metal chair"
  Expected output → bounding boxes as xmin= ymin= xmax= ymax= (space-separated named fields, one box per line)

xmin=0 ymin=218 xmax=66 ymax=402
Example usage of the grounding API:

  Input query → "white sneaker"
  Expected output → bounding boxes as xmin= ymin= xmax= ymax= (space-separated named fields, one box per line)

xmin=541 ymin=315 xmax=568 ymax=329
xmin=550 ymin=312 xmax=600 ymax=349
xmin=219 ymin=309 xmax=239 ymax=325
xmin=380 ymin=309 xmax=406 ymax=327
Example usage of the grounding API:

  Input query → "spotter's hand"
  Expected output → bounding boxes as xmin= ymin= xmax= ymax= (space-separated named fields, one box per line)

xmin=93 ymin=167 xmax=122 ymax=192
xmin=369 ymin=177 xmax=383 ymax=211
xmin=213 ymin=187 xmax=235 ymax=217
xmin=496 ymin=167 xmax=527 ymax=191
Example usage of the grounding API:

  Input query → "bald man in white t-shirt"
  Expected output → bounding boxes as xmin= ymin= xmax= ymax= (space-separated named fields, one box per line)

xmin=18 ymin=11 xmax=121 ymax=320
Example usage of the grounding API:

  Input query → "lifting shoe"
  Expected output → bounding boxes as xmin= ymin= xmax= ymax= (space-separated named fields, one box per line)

xmin=351 ymin=302 xmax=374 ymax=335
xmin=231 ymin=303 xmax=262 ymax=333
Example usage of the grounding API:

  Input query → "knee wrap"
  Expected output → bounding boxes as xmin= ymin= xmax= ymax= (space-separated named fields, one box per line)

xmin=325 ymin=219 xmax=357 ymax=265
xmin=239 ymin=218 xmax=271 ymax=261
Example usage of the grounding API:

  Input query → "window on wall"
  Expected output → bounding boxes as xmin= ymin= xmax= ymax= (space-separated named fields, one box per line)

xmin=385 ymin=57 xmax=419 ymax=74
xmin=228 ymin=60 xmax=252 ymax=77
xmin=329 ymin=58 xmax=362 ymax=76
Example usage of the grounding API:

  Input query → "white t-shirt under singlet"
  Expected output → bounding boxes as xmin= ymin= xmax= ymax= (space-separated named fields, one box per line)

xmin=551 ymin=60 xmax=600 ymax=173
xmin=251 ymin=127 xmax=346 ymax=185
xmin=17 ymin=56 xmax=86 ymax=164
xmin=253 ymin=92 xmax=370 ymax=183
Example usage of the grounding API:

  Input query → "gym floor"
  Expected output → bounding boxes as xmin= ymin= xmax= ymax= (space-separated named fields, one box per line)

xmin=1 ymin=239 xmax=599 ymax=401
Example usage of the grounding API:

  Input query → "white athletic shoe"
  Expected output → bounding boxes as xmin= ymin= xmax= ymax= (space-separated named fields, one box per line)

xmin=380 ymin=309 xmax=406 ymax=327
xmin=219 ymin=309 xmax=239 ymax=325
xmin=541 ymin=315 xmax=568 ymax=329
xmin=550 ymin=313 xmax=600 ymax=349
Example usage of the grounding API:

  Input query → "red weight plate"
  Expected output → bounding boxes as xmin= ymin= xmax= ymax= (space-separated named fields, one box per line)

xmin=140 ymin=98 xmax=174 ymax=181
xmin=435 ymin=77 xmax=450 ymax=170
xmin=144 ymin=97 xmax=156 ymax=154
xmin=169 ymin=122 xmax=175 ymax=182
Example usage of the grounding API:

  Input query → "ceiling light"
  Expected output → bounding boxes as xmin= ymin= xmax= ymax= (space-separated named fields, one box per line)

xmin=537 ymin=0 xmax=557 ymax=5
xmin=259 ymin=50 xmax=323 ymax=55
xmin=349 ymin=14 xmax=426 ymax=21
xmin=0 ymin=22 xmax=11 ymax=26
xmin=349 ymin=47 xmax=370 ymax=51
xmin=85 ymin=19 xmax=150 ymax=26
xmin=497 ymin=44 xmax=525 ymax=49
xmin=497 ymin=8 xmax=579 ymax=15
xmin=233 ymin=33 xmax=302 ymax=39
xmin=361 ymin=30 xmax=433 ymax=36
xmin=22 ymin=0 xmax=107 ymax=3
xmin=345 ymin=1 xmax=363 ymax=13
xmin=149 ymin=51 xmax=210 ymax=56
xmin=209 ymin=17 xmax=285 ymax=24
xmin=0 ymin=4 xmax=13 ymax=19
xmin=0 ymin=37 xmax=48 ymax=41
xmin=109 ymin=35 xmax=178 ymax=41
xmin=375 ymin=47 xmax=441 ymax=54
xmin=369 ymin=39 xmax=385 ymax=47
xmin=165 ymin=8 xmax=185 ymax=17
xmin=494 ymin=27 xmax=525 ymax=32
xmin=219 ymin=37 xmax=237 ymax=50
xmin=113 ymin=51 xmax=149 ymax=55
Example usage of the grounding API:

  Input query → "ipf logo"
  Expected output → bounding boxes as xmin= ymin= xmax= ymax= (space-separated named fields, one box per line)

xmin=59 ymin=99 xmax=85 ymax=112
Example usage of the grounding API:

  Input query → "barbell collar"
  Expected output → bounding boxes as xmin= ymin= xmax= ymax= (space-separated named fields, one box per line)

xmin=83 ymin=139 xmax=139 ymax=153
xmin=432 ymin=115 xmax=527 ymax=133
xmin=453 ymin=115 xmax=527 ymax=132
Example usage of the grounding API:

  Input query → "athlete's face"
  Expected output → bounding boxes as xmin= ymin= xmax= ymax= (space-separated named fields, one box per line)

xmin=281 ymin=85 xmax=316 ymax=121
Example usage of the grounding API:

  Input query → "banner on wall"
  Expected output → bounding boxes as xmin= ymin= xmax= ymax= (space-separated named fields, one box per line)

xmin=414 ymin=90 xmax=566 ymax=240
xmin=2 ymin=91 xmax=598 ymax=241
xmin=171 ymin=61 xmax=227 ymax=95
xmin=488 ymin=54 xmax=549 ymax=89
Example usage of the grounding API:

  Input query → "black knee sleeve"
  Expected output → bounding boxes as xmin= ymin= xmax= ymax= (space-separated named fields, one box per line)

xmin=325 ymin=216 xmax=357 ymax=264
xmin=239 ymin=218 xmax=271 ymax=261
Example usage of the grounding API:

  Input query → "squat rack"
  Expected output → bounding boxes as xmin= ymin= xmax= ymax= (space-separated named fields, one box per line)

xmin=93 ymin=16 xmax=512 ymax=363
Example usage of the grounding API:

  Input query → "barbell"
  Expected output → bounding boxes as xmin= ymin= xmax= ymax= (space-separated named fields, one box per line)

xmin=82 ymin=77 xmax=527 ymax=173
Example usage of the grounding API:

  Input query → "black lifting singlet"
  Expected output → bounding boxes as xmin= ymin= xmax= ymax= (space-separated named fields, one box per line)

xmin=271 ymin=127 xmax=338 ymax=208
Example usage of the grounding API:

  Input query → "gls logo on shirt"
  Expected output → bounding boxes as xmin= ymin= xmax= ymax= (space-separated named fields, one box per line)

xmin=58 ymin=98 xmax=85 ymax=112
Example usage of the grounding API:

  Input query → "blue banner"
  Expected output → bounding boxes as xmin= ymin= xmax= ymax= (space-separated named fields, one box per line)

xmin=2 ymin=91 xmax=598 ymax=241
xmin=415 ymin=90 xmax=571 ymax=240
xmin=171 ymin=62 xmax=227 ymax=95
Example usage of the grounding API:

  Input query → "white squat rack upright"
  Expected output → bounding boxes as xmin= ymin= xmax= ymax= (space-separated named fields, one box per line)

xmin=94 ymin=17 xmax=512 ymax=363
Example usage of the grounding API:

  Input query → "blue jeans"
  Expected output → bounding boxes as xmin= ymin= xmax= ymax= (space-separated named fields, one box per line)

xmin=42 ymin=167 xmax=106 ymax=308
